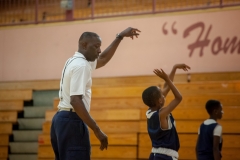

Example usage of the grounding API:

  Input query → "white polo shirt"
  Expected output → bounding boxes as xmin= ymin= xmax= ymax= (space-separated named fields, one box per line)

xmin=58 ymin=52 xmax=97 ymax=112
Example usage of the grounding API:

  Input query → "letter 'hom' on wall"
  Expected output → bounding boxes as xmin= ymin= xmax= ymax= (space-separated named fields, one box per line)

xmin=0 ymin=9 xmax=240 ymax=81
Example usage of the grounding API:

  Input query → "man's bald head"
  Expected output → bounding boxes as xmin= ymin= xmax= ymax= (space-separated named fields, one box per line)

xmin=79 ymin=32 xmax=99 ymax=43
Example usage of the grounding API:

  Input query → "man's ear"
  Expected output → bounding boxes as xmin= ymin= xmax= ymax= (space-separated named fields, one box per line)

xmin=80 ymin=41 xmax=87 ymax=50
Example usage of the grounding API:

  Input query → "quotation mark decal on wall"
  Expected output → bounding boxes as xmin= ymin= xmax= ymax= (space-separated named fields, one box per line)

xmin=162 ymin=21 xmax=177 ymax=35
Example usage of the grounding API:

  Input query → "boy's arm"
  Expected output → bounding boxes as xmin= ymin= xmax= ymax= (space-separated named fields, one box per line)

xmin=96 ymin=27 xmax=141 ymax=69
xmin=196 ymin=135 xmax=200 ymax=160
xmin=213 ymin=136 xmax=221 ymax=160
xmin=153 ymin=69 xmax=182 ymax=118
xmin=162 ymin=64 xmax=190 ymax=97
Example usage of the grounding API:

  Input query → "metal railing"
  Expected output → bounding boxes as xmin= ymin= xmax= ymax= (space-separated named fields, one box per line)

xmin=0 ymin=0 xmax=240 ymax=27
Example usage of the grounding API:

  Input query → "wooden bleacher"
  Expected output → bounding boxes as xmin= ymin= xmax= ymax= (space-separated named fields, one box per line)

xmin=0 ymin=87 xmax=32 ymax=160
xmin=0 ymin=90 xmax=32 ymax=101
xmin=75 ymin=0 xmax=240 ymax=18
xmin=0 ymin=134 xmax=9 ymax=160
xmin=0 ymin=72 xmax=240 ymax=159
xmin=0 ymin=101 xmax=24 ymax=111
xmin=0 ymin=121 xmax=12 ymax=159
xmin=0 ymin=112 xmax=17 ymax=123
xmin=1 ymin=0 xmax=240 ymax=25
xmin=39 ymin=72 xmax=240 ymax=160
xmin=0 ymin=79 xmax=60 ymax=159
xmin=3 ymin=0 xmax=219 ymax=24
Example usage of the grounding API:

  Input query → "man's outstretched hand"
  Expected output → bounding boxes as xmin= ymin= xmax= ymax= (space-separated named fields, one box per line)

xmin=119 ymin=27 xmax=141 ymax=40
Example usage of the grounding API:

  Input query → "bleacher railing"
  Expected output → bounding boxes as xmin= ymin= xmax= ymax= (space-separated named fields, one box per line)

xmin=0 ymin=0 xmax=240 ymax=27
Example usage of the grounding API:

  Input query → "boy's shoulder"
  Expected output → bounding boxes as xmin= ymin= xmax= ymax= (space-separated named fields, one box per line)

xmin=146 ymin=109 xmax=173 ymax=119
xmin=146 ymin=109 xmax=158 ymax=119
xmin=198 ymin=119 xmax=222 ymax=135
xmin=203 ymin=119 xmax=220 ymax=125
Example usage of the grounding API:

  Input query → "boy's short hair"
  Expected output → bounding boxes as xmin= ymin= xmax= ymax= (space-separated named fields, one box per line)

xmin=142 ymin=86 xmax=160 ymax=107
xmin=205 ymin=100 xmax=221 ymax=115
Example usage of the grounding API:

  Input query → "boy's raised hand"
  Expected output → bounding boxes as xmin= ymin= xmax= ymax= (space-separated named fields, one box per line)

xmin=174 ymin=64 xmax=191 ymax=71
xmin=153 ymin=69 xmax=169 ymax=81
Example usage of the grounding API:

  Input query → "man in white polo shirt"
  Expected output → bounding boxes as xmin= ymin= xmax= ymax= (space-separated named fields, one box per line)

xmin=50 ymin=27 xmax=141 ymax=160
